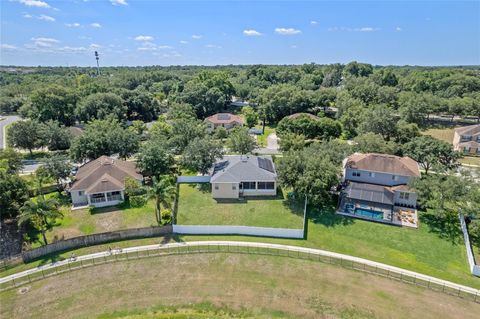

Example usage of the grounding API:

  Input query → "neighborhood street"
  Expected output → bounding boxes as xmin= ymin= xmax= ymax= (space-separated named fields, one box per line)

xmin=0 ymin=115 xmax=20 ymax=149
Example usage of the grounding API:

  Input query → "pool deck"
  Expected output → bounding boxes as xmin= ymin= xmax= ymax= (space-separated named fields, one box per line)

xmin=336 ymin=206 xmax=418 ymax=229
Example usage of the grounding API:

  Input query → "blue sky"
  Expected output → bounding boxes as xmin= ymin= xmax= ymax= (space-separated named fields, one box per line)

xmin=1 ymin=0 xmax=479 ymax=66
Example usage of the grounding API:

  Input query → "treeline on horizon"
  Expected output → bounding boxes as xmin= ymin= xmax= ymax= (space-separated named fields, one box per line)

xmin=1 ymin=62 xmax=479 ymax=132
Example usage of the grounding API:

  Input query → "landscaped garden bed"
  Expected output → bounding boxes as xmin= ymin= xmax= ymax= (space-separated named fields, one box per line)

xmin=176 ymin=184 xmax=304 ymax=229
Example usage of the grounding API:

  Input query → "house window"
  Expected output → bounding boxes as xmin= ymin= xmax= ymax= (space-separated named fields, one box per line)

xmin=464 ymin=147 xmax=470 ymax=154
xmin=258 ymin=182 xmax=275 ymax=190
xmin=399 ymin=192 xmax=410 ymax=200
xmin=392 ymin=175 xmax=399 ymax=181
xmin=352 ymin=171 xmax=361 ymax=177
xmin=232 ymin=185 xmax=237 ymax=190
xmin=368 ymin=172 xmax=375 ymax=178
xmin=214 ymin=184 xmax=219 ymax=190
xmin=461 ymin=135 xmax=472 ymax=142
xmin=78 ymin=191 xmax=84 ymax=196
xmin=241 ymin=182 xmax=256 ymax=190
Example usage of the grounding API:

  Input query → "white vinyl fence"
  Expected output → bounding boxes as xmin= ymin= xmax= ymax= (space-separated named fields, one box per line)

xmin=176 ymin=176 xmax=211 ymax=183
xmin=1 ymin=241 xmax=479 ymax=303
xmin=459 ymin=213 xmax=480 ymax=277
xmin=173 ymin=225 xmax=303 ymax=238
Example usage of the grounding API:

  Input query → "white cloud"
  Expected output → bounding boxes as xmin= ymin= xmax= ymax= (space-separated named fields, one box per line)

xmin=191 ymin=34 xmax=202 ymax=39
xmin=90 ymin=23 xmax=102 ymax=28
xmin=179 ymin=40 xmax=188 ymax=44
xmin=22 ymin=13 xmax=33 ymax=18
xmin=396 ymin=26 xmax=402 ymax=32
xmin=110 ymin=0 xmax=128 ymax=6
xmin=310 ymin=21 xmax=318 ymax=25
xmin=328 ymin=26 xmax=380 ymax=32
xmin=243 ymin=29 xmax=262 ymax=36
xmin=1 ymin=44 xmax=17 ymax=50
xmin=89 ymin=43 xmax=101 ymax=49
xmin=66 ymin=22 xmax=81 ymax=27
xmin=30 ymin=37 xmax=59 ymax=47
xmin=274 ymin=27 xmax=301 ymax=35
xmin=138 ymin=47 xmax=155 ymax=51
xmin=354 ymin=27 xmax=378 ymax=32
xmin=290 ymin=45 xmax=297 ymax=49
xmin=135 ymin=35 xmax=154 ymax=41
xmin=205 ymin=44 xmax=221 ymax=49
xmin=38 ymin=14 xmax=55 ymax=22
xmin=157 ymin=45 xmax=173 ymax=49
xmin=19 ymin=0 xmax=50 ymax=8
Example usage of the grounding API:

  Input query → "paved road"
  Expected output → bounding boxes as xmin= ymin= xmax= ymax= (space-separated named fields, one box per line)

xmin=0 ymin=115 xmax=20 ymax=149
xmin=1 ymin=241 xmax=479 ymax=296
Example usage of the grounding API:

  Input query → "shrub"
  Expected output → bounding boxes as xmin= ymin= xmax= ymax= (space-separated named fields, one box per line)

xmin=161 ymin=209 xmax=173 ymax=225
xmin=129 ymin=195 xmax=147 ymax=207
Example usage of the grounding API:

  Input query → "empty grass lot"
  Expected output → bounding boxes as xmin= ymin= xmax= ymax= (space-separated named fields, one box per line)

xmin=422 ymin=127 xmax=456 ymax=143
xmin=176 ymin=184 xmax=304 ymax=228
xmin=1 ymin=254 xmax=479 ymax=319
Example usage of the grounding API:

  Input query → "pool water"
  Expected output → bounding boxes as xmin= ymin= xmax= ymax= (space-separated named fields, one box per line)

xmin=354 ymin=208 xmax=384 ymax=220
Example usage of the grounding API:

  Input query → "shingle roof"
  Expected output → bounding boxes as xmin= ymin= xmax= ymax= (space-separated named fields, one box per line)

xmin=71 ymin=156 xmax=142 ymax=193
xmin=205 ymin=113 xmax=244 ymax=125
xmin=345 ymin=153 xmax=420 ymax=177
xmin=210 ymin=155 xmax=277 ymax=183
xmin=454 ymin=124 xmax=480 ymax=136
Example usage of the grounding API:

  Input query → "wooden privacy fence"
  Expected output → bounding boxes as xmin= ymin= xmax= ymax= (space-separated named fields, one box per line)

xmin=1 ymin=241 xmax=479 ymax=304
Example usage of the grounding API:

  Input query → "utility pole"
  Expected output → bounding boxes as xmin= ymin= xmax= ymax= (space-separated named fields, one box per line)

xmin=94 ymin=51 xmax=100 ymax=76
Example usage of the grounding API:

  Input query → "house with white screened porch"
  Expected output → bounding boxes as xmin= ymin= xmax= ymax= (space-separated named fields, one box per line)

xmin=69 ymin=156 xmax=143 ymax=209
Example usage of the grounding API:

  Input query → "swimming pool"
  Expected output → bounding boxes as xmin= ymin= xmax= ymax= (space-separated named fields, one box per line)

xmin=354 ymin=208 xmax=384 ymax=220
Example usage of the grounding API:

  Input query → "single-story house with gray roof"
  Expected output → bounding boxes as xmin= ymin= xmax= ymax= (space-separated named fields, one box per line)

xmin=210 ymin=155 xmax=277 ymax=199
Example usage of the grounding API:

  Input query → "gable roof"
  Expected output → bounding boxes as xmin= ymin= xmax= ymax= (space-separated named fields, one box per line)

xmin=71 ymin=156 xmax=142 ymax=193
xmin=205 ymin=113 xmax=244 ymax=125
xmin=210 ymin=155 xmax=277 ymax=183
xmin=454 ymin=124 xmax=480 ymax=137
xmin=345 ymin=153 xmax=421 ymax=177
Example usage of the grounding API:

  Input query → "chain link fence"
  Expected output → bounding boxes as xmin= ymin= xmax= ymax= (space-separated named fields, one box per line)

xmin=1 ymin=241 xmax=479 ymax=304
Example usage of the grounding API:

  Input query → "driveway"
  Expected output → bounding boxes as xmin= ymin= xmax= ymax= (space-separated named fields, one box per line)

xmin=0 ymin=115 xmax=21 ymax=149
xmin=266 ymin=133 xmax=279 ymax=150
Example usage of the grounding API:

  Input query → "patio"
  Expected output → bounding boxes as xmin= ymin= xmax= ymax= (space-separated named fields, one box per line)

xmin=337 ymin=196 xmax=418 ymax=228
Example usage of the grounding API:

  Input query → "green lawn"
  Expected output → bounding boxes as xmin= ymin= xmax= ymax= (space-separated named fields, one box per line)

xmin=460 ymin=156 xmax=480 ymax=166
xmin=4 ymin=196 xmax=480 ymax=290
xmin=176 ymin=184 xmax=304 ymax=228
xmin=422 ymin=127 xmax=456 ymax=143
xmin=256 ymin=125 xmax=276 ymax=147
xmin=178 ymin=208 xmax=480 ymax=289
xmin=26 ymin=194 xmax=158 ymax=248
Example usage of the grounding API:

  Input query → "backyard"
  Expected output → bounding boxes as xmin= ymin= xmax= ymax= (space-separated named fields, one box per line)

xmin=26 ymin=194 xmax=158 ymax=248
xmin=422 ymin=127 xmax=456 ymax=143
xmin=176 ymin=183 xmax=304 ymax=229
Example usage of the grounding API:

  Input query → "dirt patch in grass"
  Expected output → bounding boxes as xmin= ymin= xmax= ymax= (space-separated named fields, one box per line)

xmin=1 ymin=254 xmax=478 ymax=319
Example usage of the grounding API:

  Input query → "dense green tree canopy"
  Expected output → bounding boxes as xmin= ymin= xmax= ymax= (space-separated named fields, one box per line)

xmin=70 ymin=119 xmax=140 ymax=162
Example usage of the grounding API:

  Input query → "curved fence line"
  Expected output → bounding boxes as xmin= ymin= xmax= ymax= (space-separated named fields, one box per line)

xmin=1 ymin=241 xmax=479 ymax=302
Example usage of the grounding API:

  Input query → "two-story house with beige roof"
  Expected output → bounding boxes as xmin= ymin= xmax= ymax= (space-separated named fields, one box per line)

xmin=338 ymin=153 xmax=421 ymax=228
xmin=69 ymin=156 xmax=143 ymax=209
xmin=453 ymin=124 xmax=480 ymax=156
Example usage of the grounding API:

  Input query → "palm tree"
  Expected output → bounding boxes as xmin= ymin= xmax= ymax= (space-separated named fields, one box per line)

xmin=148 ymin=175 xmax=176 ymax=224
xmin=18 ymin=198 xmax=63 ymax=245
